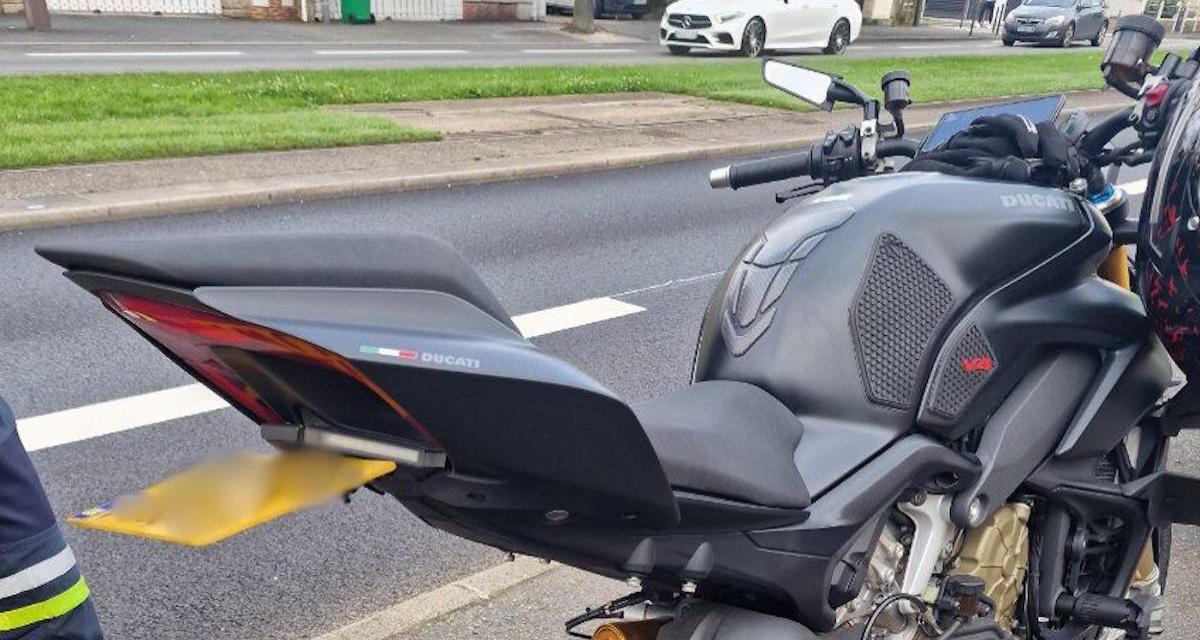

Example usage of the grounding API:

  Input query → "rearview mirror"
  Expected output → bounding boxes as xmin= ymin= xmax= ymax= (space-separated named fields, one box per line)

xmin=763 ymin=59 xmax=834 ymax=111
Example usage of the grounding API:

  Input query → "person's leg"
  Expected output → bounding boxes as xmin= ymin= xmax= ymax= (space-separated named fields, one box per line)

xmin=0 ymin=400 xmax=102 ymax=639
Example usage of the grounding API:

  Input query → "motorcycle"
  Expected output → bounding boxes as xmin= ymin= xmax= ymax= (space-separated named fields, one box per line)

xmin=33 ymin=15 xmax=1200 ymax=640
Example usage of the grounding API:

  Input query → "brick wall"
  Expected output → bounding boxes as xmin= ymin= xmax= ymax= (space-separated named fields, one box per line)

xmin=221 ymin=0 xmax=298 ymax=19
xmin=463 ymin=0 xmax=517 ymax=19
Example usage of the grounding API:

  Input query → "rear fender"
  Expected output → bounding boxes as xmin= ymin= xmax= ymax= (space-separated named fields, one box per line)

xmin=195 ymin=285 xmax=682 ymax=528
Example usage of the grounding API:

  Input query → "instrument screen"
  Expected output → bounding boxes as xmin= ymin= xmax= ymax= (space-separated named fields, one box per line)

xmin=921 ymin=95 xmax=1067 ymax=153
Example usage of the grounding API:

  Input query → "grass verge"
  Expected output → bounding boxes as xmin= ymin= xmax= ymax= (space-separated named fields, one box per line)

xmin=1 ymin=50 xmax=1113 ymax=169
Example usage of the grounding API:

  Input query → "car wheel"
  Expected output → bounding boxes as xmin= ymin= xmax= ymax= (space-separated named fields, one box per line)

xmin=741 ymin=17 xmax=766 ymax=57
xmin=824 ymin=19 xmax=851 ymax=55
xmin=1059 ymin=22 xmax=1074 ymax=47
xmin=1091 ymin=20 xmax=1108 ymax=46
xmin=1002 ymin=36 xmax=1015 ymax=46
xmin=668 ymin=45 xmax=691 ymax=55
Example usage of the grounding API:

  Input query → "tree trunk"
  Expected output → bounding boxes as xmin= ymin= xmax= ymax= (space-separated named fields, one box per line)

xmin=572 ymin=0 xmax=594 ymax=33
xmin=23 ymin=0 xmax=51 ymax=30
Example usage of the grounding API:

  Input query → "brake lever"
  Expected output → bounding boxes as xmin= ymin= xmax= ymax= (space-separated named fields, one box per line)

xmin=775 ymin=182 xmax=827 ymax=204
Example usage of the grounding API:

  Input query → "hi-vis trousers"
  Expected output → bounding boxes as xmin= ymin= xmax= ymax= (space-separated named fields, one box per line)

xmin=0 ymin=400 xmax=102 ymax=639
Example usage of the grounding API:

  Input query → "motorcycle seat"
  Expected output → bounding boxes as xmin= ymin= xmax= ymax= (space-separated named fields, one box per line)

xmin=37 ymin=232 xmax=518 ymax=332
xmin=634 ymin=381 xmax=810 ymax=510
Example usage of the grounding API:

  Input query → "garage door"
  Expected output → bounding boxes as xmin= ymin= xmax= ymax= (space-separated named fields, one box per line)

xmin=923 ymin=0 xmax=968 ymax=19
xmin=372 ymin=0 xmax=462 ymax=19
xmin=47 ymin=0 xmax=220 ymax=12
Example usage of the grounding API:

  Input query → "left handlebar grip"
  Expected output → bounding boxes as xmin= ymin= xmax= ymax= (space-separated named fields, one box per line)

xmin=710 ymin=150 xmax=817 ymax=190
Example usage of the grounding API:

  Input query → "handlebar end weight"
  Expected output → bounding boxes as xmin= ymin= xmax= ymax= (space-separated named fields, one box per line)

xmin=709 ymin=166 xmax=732 ymax=190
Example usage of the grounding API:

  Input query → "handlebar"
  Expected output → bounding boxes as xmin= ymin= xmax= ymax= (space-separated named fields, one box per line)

xmin=877 ymin=138 xmax=920 ymax=159
xmin=709 ymin=149 xmax=818 ymax=190
xmin=1080 ymin=106 xmax=1136 ymax=156
xmin=709 ymin=136 xmax=921 ymax=190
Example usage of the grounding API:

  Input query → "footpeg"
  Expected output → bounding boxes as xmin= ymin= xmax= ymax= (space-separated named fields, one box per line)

xmin=1054 ymin=592 xmax=1153 ymax=637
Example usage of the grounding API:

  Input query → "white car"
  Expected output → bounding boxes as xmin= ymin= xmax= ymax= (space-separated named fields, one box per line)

xmin=659 ymin=0 xmax=862 ymax=56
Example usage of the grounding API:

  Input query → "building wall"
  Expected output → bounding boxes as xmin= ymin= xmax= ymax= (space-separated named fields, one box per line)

xmin=1106 ymin=0 xmax=1144 ymax=16
xmin=866 ymin=0 xmax=1145 ymax=24
xmin=0 ymin=0 xmax=22 ymax=14
xmin=222 ymin=0 xmax=298 ymax=18
xmin=862 ymin=0 xmax=895 ymax=23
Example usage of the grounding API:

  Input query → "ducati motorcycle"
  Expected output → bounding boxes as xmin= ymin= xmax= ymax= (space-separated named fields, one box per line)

xmin=34 ymin=15 xmax=1200 ymax=640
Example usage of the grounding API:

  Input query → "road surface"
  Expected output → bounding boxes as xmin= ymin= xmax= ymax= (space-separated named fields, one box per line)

xmin=2 ymin=13 xmax=1185 ymax=74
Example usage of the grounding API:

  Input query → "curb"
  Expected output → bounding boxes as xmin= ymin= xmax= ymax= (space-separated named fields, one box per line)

xmin=310 ymin=556 xmax=559 ymax=640
xmin=0 ymin=94 xmax=1130 ymax=234
xmin=0 ymin=137 xmax=834 ymax=233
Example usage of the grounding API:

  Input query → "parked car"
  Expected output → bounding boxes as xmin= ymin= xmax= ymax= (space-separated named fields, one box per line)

xmin=658 ymin=0 xmax=862 ymax=56
xmin=547 ymin=0 xmax=651 ymax=18
xmin=1001 ymin=0 xmax=1109 ymax=47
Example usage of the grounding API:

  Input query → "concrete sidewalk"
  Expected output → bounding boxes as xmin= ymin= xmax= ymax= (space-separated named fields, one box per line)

xmin=0 ymin=89 xmax=1128 ymax=232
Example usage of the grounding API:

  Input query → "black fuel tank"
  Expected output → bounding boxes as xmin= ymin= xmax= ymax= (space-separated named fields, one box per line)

xmin=694 ymin=172 xmax=1115 ymax=483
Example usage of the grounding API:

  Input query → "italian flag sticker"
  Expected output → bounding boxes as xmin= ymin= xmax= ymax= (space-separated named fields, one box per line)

xmin=359 ymin=345 xmax=418 ymax=361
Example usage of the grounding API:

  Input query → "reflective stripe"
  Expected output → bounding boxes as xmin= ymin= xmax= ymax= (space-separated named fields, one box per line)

xmin=0 ymin=576 xmax=89 ymax=631
xmin=0 ymin=547 xmax=76 ymax=600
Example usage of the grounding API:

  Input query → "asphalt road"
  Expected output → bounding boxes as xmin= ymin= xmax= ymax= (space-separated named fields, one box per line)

xmin=1 ymin=153 xmax=1195 ymax=639
xmin=3 ymin=13 xmax=1186 ymax=74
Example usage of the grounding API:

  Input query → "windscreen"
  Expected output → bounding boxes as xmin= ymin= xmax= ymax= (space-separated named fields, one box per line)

xmin=921 ymin=95 xmax=1067 ymax=152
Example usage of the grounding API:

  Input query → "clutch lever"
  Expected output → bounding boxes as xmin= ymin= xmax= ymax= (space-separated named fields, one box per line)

xmin=775 ymin=182 xmax=827 ymax=204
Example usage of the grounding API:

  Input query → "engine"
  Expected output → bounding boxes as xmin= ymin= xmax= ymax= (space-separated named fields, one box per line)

xmin=834 ymin=502 xmax=1033 ymax=639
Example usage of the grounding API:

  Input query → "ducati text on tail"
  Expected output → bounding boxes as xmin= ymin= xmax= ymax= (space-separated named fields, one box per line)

xmin=35 ymin=15 xmax=1200 ymax=640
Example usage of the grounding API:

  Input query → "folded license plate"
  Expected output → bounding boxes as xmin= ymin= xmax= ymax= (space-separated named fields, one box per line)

xmin=70 ymin=450 xmax=397 ymax=546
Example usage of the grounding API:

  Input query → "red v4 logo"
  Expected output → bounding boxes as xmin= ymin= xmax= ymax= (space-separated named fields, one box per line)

xmin=960 ymin=356 xmax=994 ymax=373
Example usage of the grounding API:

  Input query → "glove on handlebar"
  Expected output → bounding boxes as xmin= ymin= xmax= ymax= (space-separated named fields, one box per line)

xmin=904 ymin=114 xmax=1102 ymax=193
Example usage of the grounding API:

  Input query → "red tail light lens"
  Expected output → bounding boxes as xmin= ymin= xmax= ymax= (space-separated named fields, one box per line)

xmin=101 ymin=292 xmax=440 ymax=448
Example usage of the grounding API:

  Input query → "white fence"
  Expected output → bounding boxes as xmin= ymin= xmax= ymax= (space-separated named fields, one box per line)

xmin=372 ymin=0 xmax=461 ymax=19
xmin=317 ymin=0 xmax=461 ymax=20
xmin=47 ymin=0 xmax=220 ymax=13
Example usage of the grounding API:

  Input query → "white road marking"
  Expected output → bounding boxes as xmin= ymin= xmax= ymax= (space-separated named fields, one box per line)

xmin=521 ymin=48 xmax=635 ymax=54
xmin=18 ymin=384 xmax=226 ymax=453
xmin=25 ymin=51 xmax=245 ymax=58
xmin=1121 ymin=178 xmax=1148 ymax=196
xmin=16 ymin=296 xmax=644 ymax=451
xmin=511 ymin=297 xmax=645 ymax=338
xmin=312 ymin=49 xmax=469 ymax=56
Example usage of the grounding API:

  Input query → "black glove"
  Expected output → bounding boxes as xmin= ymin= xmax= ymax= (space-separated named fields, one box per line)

xmin=905 ymin=113 xmax=1099 ymax=191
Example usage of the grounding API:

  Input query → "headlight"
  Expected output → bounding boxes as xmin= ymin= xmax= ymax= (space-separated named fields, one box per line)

xmin=1044 ymin=15 xmax=1065 ymax=27
xmin=1005 ymin=12 xmax=1018 ymax=23
xmin=715 ymin=11 xmax=744 ymax=23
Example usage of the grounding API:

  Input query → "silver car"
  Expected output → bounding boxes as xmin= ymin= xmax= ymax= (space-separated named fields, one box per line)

xmin=1001 ymin=0 xmax=1109 ymax=47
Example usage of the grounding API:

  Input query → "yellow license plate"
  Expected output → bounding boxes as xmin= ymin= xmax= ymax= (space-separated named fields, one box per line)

xmin=70 ymin=450 xmax=396 ymax=547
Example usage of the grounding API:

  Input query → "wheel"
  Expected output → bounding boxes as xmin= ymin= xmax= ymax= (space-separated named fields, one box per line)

xmin=668 ymin=45 xmax=690 ymax=55
xmin=1059 ymin=22 xmax=1074 ymax=47
xmin=741 ymin=17 xmax=766 ymax=57
xmin=1091 ymin=20 xmax=1108 ymax=46
xmin=824 ymin=19 xmax=851 ymax=55
xmin=1002 ymin=36 xmax=1015 ymax=46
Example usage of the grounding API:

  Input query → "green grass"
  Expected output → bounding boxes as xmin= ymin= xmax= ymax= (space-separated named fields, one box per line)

xmin=0 ymin=50 xmax=1114 ymax=169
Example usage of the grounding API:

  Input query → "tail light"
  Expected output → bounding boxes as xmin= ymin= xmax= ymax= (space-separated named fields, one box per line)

xmin=100 ymin=292 xmax=442 ymax=450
